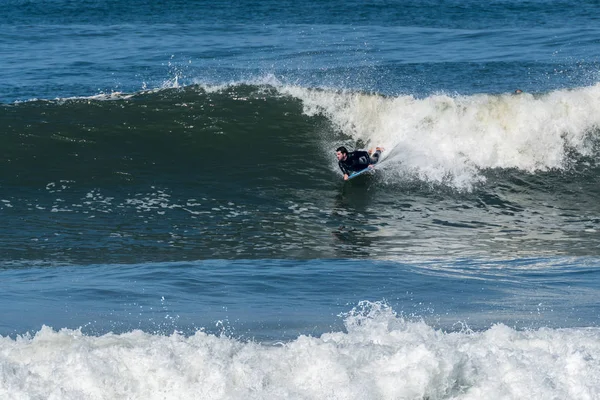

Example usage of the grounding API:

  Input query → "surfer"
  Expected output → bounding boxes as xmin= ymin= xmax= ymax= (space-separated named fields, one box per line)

xmin=336 ymin=146 xmax=383 ymax=180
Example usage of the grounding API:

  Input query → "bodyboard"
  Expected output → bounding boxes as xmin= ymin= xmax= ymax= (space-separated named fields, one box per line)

xmin=347 ymin=165 xmax=375 ymax=180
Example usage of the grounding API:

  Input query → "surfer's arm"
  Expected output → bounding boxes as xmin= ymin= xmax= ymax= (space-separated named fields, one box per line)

xmin=338 ymin=162 xmax=350 ymax=177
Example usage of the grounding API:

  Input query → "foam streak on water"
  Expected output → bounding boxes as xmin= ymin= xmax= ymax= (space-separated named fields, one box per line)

xmin=1 ymin=302 xmax=599 ymax=400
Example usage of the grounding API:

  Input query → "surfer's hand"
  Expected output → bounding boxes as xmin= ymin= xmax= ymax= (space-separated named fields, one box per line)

xmin=344 ymin=174 xmax=349 ymax=180
xmin=368 ymin=164 xmax=374 ymax=169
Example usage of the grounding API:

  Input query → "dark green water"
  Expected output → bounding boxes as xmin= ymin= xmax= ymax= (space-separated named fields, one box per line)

xmin=2 ymin=85 xmax=600 ymax=263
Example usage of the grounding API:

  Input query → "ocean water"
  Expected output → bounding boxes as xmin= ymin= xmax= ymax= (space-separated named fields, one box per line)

xmin=2 ymin=0 xmax=600 ymax=398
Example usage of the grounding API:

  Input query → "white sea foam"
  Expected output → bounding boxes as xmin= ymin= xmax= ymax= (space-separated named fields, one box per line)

xmin=281 ymin=83 xmax=600 ymax=189
xmin=1 ymin=302 xmax=599 ymax=400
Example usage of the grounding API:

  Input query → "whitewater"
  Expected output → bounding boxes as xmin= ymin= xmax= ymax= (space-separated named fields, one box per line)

xmin=2 ymin=302 xmax=600 ymax=400
xmin=280 ymin=82 xmax=600 ymax=189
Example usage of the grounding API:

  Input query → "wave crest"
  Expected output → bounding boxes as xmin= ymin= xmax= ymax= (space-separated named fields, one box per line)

xmin=3 ymin=301 xmax=600 ymax=400
xmin=283 ymin=83 xmax=600 ymax=188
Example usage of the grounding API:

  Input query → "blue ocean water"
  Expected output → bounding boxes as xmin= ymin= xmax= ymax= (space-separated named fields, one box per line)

xmin=2 ymin=0 xmax=600 ymax=398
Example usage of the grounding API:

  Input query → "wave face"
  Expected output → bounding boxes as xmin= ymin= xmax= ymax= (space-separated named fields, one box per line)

xmin=2 ymin=83 xmax=600 ymax=262
xmin=5 ymin=82 xmax=600 ymax=186
xmin=2 ymin=302 xmax=600 ymax=400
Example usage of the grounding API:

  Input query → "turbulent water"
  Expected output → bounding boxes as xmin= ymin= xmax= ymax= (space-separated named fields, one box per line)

xmin=2 ymin=1 xmax=600 ymax=399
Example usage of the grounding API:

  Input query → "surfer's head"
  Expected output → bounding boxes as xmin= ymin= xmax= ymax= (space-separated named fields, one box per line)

xmin=336 ymin=146 xmax=348 ymax=161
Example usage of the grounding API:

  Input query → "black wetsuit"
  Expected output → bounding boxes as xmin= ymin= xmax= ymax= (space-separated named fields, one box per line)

xmin=338 ymin=151 xmax=372 ymax=175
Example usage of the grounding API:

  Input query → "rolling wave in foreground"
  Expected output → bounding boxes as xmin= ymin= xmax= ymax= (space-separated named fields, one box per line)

xmin=2 ymin=302 xmax=600 ymax=400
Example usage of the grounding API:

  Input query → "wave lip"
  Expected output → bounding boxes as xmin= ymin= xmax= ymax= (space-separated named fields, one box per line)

xmin=2 ymin=302 xmax=599 ymax=399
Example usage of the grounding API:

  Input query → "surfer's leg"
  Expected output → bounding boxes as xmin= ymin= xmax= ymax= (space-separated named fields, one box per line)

xmin=370 ymin=149 xmax=381 ymax=164
xmin=358 ymin=155 xmax=370 ymax=165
